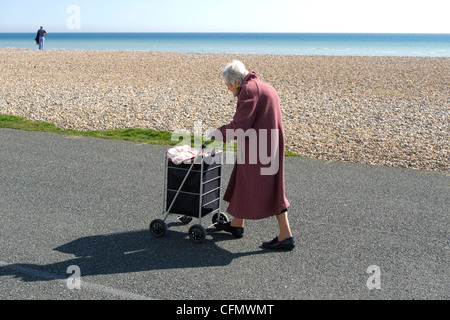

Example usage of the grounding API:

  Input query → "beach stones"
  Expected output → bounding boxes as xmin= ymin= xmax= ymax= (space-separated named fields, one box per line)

xmin=0 ymin=48 xmax=448 ymax=172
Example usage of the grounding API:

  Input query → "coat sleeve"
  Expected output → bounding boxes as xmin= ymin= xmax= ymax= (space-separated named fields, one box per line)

xmin=217 ymin=82 xmax=259 ymax=142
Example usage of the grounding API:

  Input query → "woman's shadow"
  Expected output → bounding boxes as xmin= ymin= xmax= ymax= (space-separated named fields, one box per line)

xmin=0 ymin=225 xmax=269 ymax=282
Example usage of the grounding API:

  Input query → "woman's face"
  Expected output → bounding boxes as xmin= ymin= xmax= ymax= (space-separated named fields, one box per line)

xmin=227 ymin=82 xmax=239 ymax=97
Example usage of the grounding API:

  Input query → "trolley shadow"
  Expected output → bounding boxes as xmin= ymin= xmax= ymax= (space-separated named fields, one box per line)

xmin=0 ymin=229 xmax=269 ymax=282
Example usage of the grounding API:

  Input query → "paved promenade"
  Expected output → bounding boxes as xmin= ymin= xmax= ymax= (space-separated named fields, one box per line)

xmin=0 ymin=129 xmax=448 ymax=300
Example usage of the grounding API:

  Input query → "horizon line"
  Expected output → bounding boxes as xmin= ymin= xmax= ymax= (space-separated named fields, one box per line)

xmin=1 ymin=31 xmax=449 ymax=34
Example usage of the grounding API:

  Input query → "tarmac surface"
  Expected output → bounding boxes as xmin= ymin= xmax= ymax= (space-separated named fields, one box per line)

xmin=0 ymin=128 xmax=448 ymax=300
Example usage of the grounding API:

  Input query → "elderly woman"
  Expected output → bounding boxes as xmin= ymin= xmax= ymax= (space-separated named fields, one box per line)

xmin=211 ymin=60 xmax=295 ymax=250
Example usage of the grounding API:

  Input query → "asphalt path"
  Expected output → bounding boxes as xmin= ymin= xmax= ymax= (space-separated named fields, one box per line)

xmin=0 ymin=129 xmax=448 ymax=300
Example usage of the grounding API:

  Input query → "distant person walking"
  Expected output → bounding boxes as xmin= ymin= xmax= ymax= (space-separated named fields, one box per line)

xmin=35 ymin=26 xmax=48 ymax=50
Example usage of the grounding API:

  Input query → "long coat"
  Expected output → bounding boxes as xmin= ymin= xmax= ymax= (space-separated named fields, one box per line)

xmin=216 ymin=71 xmax=290 ymax=220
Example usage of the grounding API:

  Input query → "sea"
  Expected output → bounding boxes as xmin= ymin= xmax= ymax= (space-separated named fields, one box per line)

xmin=0 ymin=33 xmax=449 ymax=57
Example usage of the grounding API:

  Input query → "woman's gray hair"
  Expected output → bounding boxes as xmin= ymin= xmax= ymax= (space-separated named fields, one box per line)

xmin=222 ymin=60 xmax=249 ymax=86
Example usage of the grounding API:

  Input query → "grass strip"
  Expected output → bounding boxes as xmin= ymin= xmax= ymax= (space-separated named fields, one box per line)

xmin=0 ymin=114 xmax=176 ymax=144
xmin=0 ymin=114 xmax=303 ymax=157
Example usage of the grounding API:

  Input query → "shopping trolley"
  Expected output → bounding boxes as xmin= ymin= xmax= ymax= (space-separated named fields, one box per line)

xmin=149 ymin=138 xmax=228 ymax=243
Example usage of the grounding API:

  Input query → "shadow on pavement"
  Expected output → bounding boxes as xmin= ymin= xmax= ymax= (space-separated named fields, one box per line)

xmin=1 ymin=228 xmax=270 ymax=282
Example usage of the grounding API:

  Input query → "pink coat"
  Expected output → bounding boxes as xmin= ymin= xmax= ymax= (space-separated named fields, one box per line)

xmin=217 ymin=71 xmax=290 ymax=220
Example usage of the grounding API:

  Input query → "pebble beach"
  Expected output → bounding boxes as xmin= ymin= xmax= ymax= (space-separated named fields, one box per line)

xmin=0 ymin=48 xmax=448 ymax=172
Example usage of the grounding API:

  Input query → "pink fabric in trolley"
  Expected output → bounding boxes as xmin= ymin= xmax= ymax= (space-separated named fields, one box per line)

xmin=167 ymin=145 xmax=204 ymax=164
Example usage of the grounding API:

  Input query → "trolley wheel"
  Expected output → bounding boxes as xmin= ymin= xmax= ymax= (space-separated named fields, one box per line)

xmin=212 ymin=212 xmax=229 ymax=225
xmin=149 ymin=219 xmax=167 ymax=238
xmin=179 ymin=216 xmax=193 ymax=225
xmin=188 ymin=224 xmax=206 ymax=244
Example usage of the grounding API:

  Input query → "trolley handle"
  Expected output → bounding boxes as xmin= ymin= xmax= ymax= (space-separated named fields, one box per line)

xmin=201 ymin=136 xmax=215 ymax=150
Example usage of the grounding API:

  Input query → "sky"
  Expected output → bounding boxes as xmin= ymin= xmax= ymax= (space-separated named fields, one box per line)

xmin=0 ymin=0 xmax=448 ymax=33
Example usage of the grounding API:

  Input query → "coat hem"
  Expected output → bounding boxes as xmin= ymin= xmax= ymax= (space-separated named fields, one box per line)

xmin=224 ymin=204 xmax=290 ymax=221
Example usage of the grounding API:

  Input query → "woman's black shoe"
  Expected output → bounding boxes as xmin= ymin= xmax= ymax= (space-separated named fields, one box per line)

xmin=215 ymin=221 xmax=244 ymax=238
xmin=262 ymin=237 xmax=295 ymax=251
